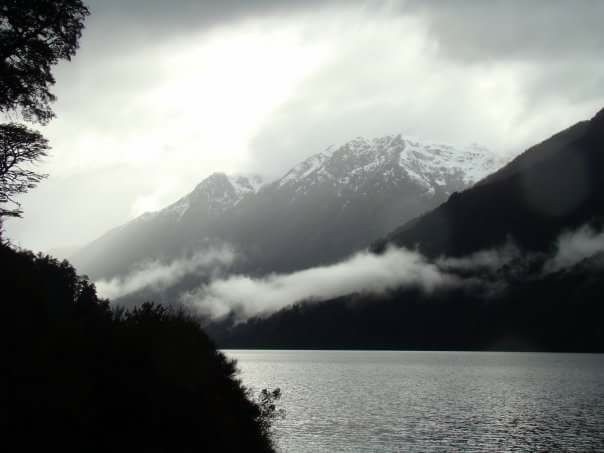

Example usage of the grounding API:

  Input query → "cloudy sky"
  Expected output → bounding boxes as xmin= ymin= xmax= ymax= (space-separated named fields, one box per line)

xmin=5 ymin=0 xmax=604 ymax=253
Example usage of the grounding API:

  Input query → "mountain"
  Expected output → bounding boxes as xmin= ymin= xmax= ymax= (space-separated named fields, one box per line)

xmin=70 ymin=173 xmax=265 ymax=281
xmin=217 ymin=136 xmax=501 ymax=275
xmin=211 ymin=108 xmax=604 ymax=352
xmin=71 ymin=135 xmax=503 ymax=284
xmin=374 ymin=108 xmax=604 ymax=257
xmin=163 ymin=173 xmax=265 ymax=220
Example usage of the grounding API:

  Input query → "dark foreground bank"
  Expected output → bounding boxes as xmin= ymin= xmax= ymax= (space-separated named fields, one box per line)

xmin=0 ymin=243 xmax=279 ymax=452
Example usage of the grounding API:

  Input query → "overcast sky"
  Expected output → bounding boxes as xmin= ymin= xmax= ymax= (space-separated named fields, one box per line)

xmin=5 ymin=0 xmax=604 ymax=253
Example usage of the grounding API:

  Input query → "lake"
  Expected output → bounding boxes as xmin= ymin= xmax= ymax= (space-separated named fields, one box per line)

xmin=225 ymin=350 xmax=604 ymax=452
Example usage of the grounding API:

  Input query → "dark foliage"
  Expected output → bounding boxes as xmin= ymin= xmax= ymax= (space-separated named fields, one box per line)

xmin=0 ymin=123 xmax=49 ymax=216
xmin=0 ymin=0 xmax=89 ymax=218
xmin=0 ymin=0 xmax=89 ymax=124
xmin=0 ymin=243 xmax=279 ymax=452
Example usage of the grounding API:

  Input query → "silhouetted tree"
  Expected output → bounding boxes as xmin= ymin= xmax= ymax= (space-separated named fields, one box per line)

xmin=0 ymin=0 xmax=90 ymax=123
xmin=256 ymin=388 xmax=286 ymax=438
xmin=0 ymin=0 xmax=89 ymax=219
xmin=0 ymin=122 xmax=49 ymax=216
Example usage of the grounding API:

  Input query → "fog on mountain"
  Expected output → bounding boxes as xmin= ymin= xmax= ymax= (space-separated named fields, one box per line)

xmin=75 ymin=135 xmax=505 ymax=308
xmin=210 ymin=107 xmax=604 ymax=352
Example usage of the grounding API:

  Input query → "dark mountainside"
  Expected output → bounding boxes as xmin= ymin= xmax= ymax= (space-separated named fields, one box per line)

xmin=375 ymin=108 xmax=604 ymax=257
xmin=71 ymin=137 xmax=501 ymax=283
xmin=211 ymin=260 xmax=604 ymax=352
xmin=0 ymin=243 xmax=280 ymax=452
xmin=211 ymin=108 xmax=604 ymax=351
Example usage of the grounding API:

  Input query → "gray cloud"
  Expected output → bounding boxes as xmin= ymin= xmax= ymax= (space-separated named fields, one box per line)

xmin=401 ymin=0 xmax=604 ymax=62
xmin=85 ymin=0 xmax=604 ymax=60
xmin=87 ymin=0 xmax=339 ymax=29
xmin=82 ymin=0 xmax=353 ymax=53
xmin=399 ymin=0 xmax=604 ymax=117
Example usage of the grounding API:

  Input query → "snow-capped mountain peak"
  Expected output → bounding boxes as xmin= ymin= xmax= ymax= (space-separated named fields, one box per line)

xmin=139 ymin=135 xmax=502 ymax=225
xmin=274 ymin=134 xmax=504 ymax=197
xmin=73 ymin=132 xmax=509 ymax=281
xmin=156 ymin=172 xmax=264 ymax=222
xmin=395 ymin=137 xmax=502 ymax=187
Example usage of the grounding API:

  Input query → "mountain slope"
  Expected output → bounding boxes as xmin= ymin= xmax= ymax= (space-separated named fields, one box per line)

xmin=211 ymin=255 xmax=604 ymax=351
xmin=71 ymin=135 xmax=503 ymax=282
xmin=71 ymin=173 xmax=265 ymax=280
xmin=374 ymin=108 xmax=604 ymax=257
xmin=211 ymin=107 xmax=604 ymax=351
xmin=217 ymin=136 xmax=502 ymax=275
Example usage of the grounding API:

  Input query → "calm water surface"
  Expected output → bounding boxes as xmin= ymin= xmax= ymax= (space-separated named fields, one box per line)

xmin=225 ymin=350 xmax=604 ymax=452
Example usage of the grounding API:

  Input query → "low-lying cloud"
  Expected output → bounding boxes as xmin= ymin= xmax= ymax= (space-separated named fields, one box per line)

xmin=182 ymin=246 xmax=463 ymax=319
xmin=93 ymin=224 xmax=604 ymax=319
xmin=182 ymin=225 xmax=604 ymax=320
xmin=545 ymin=225 xmax=604 ymax=272
xmin=95 ymin=246 xmax=236 ymax=299
xmin=437 ymin=241 xmax=521 ymax=273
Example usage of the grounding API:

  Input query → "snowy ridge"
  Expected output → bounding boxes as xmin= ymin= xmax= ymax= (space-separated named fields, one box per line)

xmin=149 ymin=173 xmax=264 ymax=222
xmin=397 ymin=139 xmax=497 ymax=186
xmin=228 ymin=174 xmax=264 ymax=199
xmin=278 ymin=152 xmax=330 ymax=187
xmin=74 ymin=132 xmax=509 ymax=281
xmin=276 ymin=134 xmax=504 ymax=196
xmin=135 ymin=134 xmax=503 ymax=224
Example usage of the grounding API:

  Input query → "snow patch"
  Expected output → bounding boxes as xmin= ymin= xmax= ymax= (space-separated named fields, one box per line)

xmin=278 ymin=153 xmax=329 ymax=186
